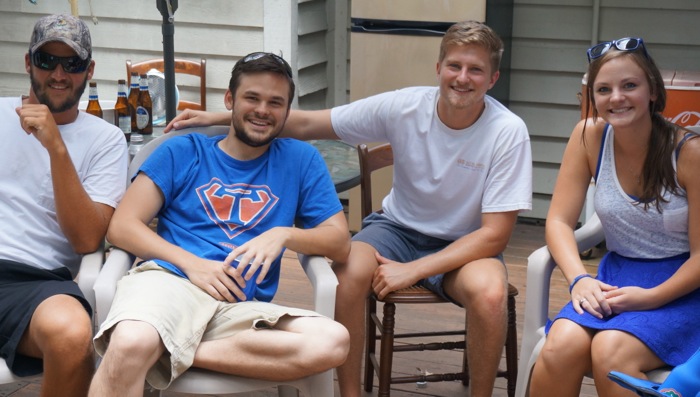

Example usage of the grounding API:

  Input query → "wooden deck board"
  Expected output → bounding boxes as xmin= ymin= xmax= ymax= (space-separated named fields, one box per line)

xmin=0 ymin=221 xmax=604 ymax=396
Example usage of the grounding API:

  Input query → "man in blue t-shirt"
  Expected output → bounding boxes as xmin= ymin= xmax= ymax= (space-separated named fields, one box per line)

xmin=89 ymin=53 xmax=351 ymax=396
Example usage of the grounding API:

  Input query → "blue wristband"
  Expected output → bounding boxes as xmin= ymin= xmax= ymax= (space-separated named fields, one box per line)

xmin=569 ymin=274 xmax=593 ymax=294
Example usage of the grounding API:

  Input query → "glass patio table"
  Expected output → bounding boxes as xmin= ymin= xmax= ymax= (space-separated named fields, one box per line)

xmin=144 ymin=128 xmax=360 ymax=193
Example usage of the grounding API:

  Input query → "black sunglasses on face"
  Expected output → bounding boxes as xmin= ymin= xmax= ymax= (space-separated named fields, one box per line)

xmin=586 ymin=37 xmax=648 ymax=63
xmin=31 ymin=50 xmax=91 ymax=73
xmin=240 ymin=52 xmax=293 ymax=78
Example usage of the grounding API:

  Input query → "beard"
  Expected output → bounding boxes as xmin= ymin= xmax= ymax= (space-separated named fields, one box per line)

xmin=443 ymin=85 xmax=481 ymax=110
xmin=232 ymin=115 xmax=282 ymax=148
xmin=30 ymin=69 xmax=88 ymax=113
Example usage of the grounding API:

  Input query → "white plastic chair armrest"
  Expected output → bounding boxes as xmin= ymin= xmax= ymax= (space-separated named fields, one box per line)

xmin=522 ymin=246 xmax=557 ymax=341
xmin=516 ymin=243 xmax=559 ymax=397
xmin=524 ymin=212 xmax=606 ymax=337
xmin=297 ymin=253 xmax=338 ymax=319
xmin=573 ymin=212 xmax=605 ymax=253
xmin=77 ymin=244 xmax=105 ymax=313
xmin=516 ymin=213 xmax=606 ymax=397
xmin=93 ymin=248 xmax=134 ymax=327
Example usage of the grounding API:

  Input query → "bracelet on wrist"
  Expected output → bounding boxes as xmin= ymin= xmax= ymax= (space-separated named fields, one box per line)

xmin=569 ymin=273 xmax=593 ymax=294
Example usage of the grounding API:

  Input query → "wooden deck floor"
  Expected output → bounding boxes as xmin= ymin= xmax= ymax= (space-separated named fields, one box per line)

xmin=1 ymin=220 xmax=605 ymax=397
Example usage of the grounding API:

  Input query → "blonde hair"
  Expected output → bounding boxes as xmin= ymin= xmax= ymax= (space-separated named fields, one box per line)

xmin=439 ymin=20 xmax=503 ymax=73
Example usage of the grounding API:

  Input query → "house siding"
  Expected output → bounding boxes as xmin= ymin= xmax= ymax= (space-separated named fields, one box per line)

xmin=3 ymin=1 xmax=699 ymax=221
xmin=510 ymin=0 xmax=700 ymax=220
xmin=0 ymin=0 xmax=343 ymax=113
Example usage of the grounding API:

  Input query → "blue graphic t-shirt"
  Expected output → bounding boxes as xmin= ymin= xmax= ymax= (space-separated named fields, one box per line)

xmin=138 ymin=133 xmax=341 ymax=301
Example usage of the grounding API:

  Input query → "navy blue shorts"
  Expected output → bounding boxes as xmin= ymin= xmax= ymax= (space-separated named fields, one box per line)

xmin=0 ymin=260 xmax=91 ymax=376
xmin=353 ymin=212 xmax=504 ymax=305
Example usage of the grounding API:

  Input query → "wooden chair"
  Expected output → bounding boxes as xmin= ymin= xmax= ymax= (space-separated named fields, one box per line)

xmin=126 ymin=58 xmax=207 ymax=111
xmin=358 ymin=143 xmax=519 ymax=397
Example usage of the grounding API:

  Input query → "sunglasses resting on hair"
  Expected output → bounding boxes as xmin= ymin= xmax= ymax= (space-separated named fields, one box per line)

xmin=587 ymin=37 xmax=647 ymax=63
xmin=31 ymin=50 xmax=91 ymax=73
xmin=240 ymin=52 xmax=293 ymax=78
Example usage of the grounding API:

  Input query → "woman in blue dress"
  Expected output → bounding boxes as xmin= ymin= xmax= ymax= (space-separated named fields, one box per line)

xmin=529 ymin=37 xmax=700 ymax=396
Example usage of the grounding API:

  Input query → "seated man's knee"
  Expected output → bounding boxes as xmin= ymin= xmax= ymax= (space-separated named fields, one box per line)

xmin=105 ymin=321 xmax=163 ymax=361
xmin=325 ymin=321 xmax=350 ymax=363
xmin=335 ymin=242 xmax=378 ymax=290
xmin=464 ymin=278 xmax=506 ymax=312
xmin=450 ymin=259 xmax=507 ymax=307
xmin=33 ymin=296 xmax=92 ymax=356
xmin=303 ymin=320 xmax=350 ymax=371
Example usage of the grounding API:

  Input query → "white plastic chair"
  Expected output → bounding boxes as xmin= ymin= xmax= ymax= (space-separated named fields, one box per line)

xmin=514 ymin=213 xmax=671 ymax=396
xmin=92 ymin=126 xmax=339 ymax=397
xmin=0 ymin=248 xmax=105 ymax=384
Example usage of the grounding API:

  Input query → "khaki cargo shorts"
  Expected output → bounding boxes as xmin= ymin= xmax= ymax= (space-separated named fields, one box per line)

xmin=93 ymin=261 xmax=321 ymax=389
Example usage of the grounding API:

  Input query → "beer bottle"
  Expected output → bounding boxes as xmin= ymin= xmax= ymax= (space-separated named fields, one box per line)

xmin=114 ymin=79 xmax=131 ymax=142
xmin=127 ymin=72 xmax=140 ymax=133
xmin=136 ymin=73 xmax=153 ymax=135
xmin=86 ymin=81 xmax=103 ymax=118
xmin=128 ymin=132 xmax=144 ymax=162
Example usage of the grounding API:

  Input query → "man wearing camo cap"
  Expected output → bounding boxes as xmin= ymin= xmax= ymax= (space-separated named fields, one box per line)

xmin=0 ymin=14 xmax=127 ymax=396
xmin=30 ymin=13 xmax=92 ymax=61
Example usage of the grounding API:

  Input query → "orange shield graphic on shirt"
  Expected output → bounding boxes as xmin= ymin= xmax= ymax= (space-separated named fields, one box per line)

xmin=196 ymin=178 xmax=278 ymax=239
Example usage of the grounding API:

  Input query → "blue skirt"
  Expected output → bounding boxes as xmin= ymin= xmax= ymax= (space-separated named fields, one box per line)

xmin=546 ymin=251 xmax=700 ymax=366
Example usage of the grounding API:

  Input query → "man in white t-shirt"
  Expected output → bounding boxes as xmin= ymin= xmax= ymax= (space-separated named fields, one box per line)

xmin=165 ymin=20 xmax=532 ymax=397
xmin=0 ymin=14 xmax=128 ymax=396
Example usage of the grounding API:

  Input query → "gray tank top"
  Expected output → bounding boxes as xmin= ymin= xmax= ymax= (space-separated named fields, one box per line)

xmin=594 ymin=125 xmax=689 ymax=258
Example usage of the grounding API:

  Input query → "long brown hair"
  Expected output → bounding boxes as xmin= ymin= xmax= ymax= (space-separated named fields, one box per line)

xmin=584 ymin=47 xmax=680 ymax=210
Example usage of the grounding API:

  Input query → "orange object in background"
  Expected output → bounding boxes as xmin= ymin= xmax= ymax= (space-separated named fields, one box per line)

xmin=665 ymin=70 xmax=700 ymax=127
xmin=580 ymin=69 xmax=700 ymax=127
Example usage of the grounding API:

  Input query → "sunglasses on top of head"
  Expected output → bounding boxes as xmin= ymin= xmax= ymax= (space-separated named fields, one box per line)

xmin=30 ymin=50 xmax=91 ymax=73
xmin=586 ymin=37 xmax=648 ymax=63
xmin=240 ymin=52 xmax=293 ymax=78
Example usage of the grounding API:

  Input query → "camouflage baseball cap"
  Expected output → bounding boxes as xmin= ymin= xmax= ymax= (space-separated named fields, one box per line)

xmin=29 ymin=14 xmax=91 ymax=60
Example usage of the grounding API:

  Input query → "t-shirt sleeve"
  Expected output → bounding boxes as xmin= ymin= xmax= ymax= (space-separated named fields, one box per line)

xmin=331 ymin=91 xmax=399 ymax=145
xmin=482 ymin=125 xmax=533 ymax=213
xmin=295 ymin=147 xmax=343 ymax=229
xmin=82 ymin=125 xmax=129 ymax=209
xmin=138 ymin=135 xmax=197 ymax=207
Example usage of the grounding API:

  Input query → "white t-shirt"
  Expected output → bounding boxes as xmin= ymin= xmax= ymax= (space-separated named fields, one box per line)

xmin=0 ymin=97 xmax=128 ymax=276
xmin=331 ymin=87 xmax=532 ymax=241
